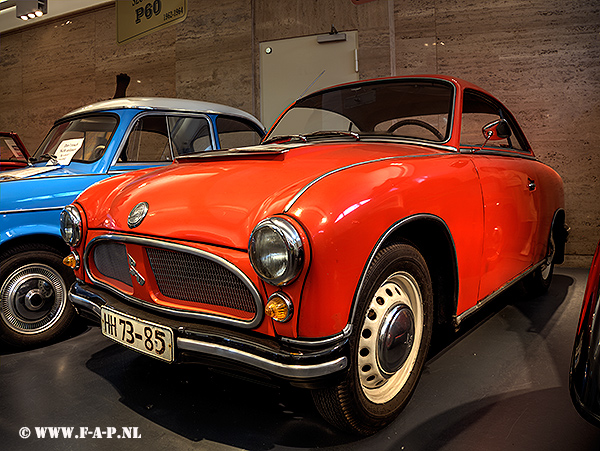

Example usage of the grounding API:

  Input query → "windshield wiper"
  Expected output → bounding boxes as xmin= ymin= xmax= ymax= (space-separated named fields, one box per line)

xmin=261 ymin=134 xmax=308 ymax=145
xmin=303 ymin=131 xmax=360 ymax=141
xmin=37 ymin=154 xmax=60 ymax=165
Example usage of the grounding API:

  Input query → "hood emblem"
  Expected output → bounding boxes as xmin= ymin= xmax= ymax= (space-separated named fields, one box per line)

xmin=128 ymin=202 xmax=149 ymax=229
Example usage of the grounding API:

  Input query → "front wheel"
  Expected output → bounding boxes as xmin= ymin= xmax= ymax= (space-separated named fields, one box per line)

xmin=0 ymin=244 xmax=76 ymax=347
xmin=312 ymin=243 xmax=433 ymax=435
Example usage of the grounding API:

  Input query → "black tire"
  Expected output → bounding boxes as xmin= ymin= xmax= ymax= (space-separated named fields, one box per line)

xmin=523 ymin=228 xmax=556 ymax=297
xmin=0 ymin=243 xmax=76 ymax=347
xmin=312 ymin=243 xmax=434 ymax=435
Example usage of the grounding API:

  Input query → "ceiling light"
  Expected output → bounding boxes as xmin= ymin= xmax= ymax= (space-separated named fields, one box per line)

xmin=16 ymin=0 xmax=47 ymax=21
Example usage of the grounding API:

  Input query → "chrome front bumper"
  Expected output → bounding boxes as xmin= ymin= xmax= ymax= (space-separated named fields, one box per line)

xmin=69 ymin=282 xmax=348 ymax=383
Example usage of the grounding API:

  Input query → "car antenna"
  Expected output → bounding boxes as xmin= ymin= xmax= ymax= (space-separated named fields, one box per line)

xmin=297 ymin=70 xmax=326 ymax=100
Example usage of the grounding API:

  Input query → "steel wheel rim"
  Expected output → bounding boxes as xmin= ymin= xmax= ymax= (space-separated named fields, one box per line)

xmin=1 ymin=264 xmax=67 ymax=334
xmin=358 ymin=271 xmax=423 ymax=404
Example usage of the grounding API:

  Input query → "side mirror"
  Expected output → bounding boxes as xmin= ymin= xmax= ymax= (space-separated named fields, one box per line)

xmin=482 ymin=119 xmax=511 ymax=146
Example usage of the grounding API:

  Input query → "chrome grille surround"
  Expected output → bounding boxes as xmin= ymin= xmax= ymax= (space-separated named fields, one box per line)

xmin=146 ymin=247 xmax=257 ymax=313
xmin=84 ymin=235 xmax=263 ymax=328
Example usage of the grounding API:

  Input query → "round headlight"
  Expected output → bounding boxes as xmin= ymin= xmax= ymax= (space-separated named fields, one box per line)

xmin=249 ymin=217 xmax=304 ymax=286
xmin=60 ymin=205 xmax=82 ymax=246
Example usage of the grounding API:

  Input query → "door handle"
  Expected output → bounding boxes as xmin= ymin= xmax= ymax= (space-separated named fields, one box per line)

xmin=527 ymin=178 xmax=536 ymax=191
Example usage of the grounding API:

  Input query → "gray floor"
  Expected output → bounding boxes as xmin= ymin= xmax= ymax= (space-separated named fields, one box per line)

xmin=1 ymin=267 xmax=600 ymax=450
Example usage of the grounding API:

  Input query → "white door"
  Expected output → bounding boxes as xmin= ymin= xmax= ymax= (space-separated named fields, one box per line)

xmin=259 ymin=31 xmax=359 ymax=129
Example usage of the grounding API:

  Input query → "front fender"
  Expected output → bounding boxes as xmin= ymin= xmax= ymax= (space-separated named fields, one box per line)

xmin=283 ymin=154 xmax=483 ymax=338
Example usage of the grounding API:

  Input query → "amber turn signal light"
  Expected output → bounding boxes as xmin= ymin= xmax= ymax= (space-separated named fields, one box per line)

xmin=265 ymin=293 xmax=293 ymax=323
xmin=63 ymin=252 xmax=79 ymax=269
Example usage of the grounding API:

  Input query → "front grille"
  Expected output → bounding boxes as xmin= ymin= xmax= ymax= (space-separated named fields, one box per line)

xmin=146 ymin=247 xmax=257 ymax=314
xmin=93 ymin=242 xmax=132 ymax=287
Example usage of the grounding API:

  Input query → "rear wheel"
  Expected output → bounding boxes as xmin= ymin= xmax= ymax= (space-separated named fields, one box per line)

xmin=0 ymin=244 xmax=75 ymax=347
xmin=312 ymin=243 xmax=433 ymax=435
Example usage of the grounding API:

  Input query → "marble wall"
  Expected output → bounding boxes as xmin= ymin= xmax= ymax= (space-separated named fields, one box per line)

xmin=1 ymin=0 xmax=598 ymax=265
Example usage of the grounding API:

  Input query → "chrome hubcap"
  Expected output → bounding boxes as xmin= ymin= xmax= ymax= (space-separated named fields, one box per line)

xmin=1 ymin=264 xmax=66 ymax=334
xmin=358 ymin=271 xmax=423 ymax=404
xmin=377 ymin=305 xmax=415 ymax=375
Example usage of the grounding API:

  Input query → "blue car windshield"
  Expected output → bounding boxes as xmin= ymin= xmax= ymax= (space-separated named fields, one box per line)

xmin=267 ymin=79 xmax=454 ymax=144
xmin=33 ymin=115 xmax=118 ymax=165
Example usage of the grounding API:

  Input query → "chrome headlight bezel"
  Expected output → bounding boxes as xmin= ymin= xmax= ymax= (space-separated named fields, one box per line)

xmin=248 ymin=217 xmax=304 ymax=286
xmin=60 ymin=204 xmax=82 ymax=246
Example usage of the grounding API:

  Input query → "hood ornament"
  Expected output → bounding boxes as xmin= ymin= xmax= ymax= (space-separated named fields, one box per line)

xmin=128 ymin=202 xmax=149 ymax=229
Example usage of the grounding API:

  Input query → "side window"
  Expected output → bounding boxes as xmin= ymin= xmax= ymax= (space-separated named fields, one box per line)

xmin=216 ymin=116 xmax=263 ymax=149
xmin=168 ymin=116 xmax=213 ymax=155
xmin=121 ymin=115 xmax=171 ymax=162
xmin=461 ymin=91 xmax=524 ymax=152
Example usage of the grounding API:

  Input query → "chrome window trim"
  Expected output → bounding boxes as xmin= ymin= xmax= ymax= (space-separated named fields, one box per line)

xmin=84 ymin=234 xmax=264 ymax=329
xmin=267 ymin=76 xmax=457 ymax=146
xmin=108 ymin=111 xmax=217 ymax=168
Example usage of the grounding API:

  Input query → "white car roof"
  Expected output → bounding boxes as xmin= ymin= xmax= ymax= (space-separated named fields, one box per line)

xmin=62 ymin=97 xmax=265 ymax=131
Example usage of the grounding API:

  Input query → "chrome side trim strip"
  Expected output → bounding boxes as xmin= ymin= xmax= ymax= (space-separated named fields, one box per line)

xmin=454 ymin=260 xmax=544 ymax=325
xmin=0 ymin=206 xmax=64 ymax=215
xmin=284 ymin=154 xmax=456 ymax=213
xmin=280 ymin=324 xmax=352 ymax=347
xmin=83 ymin=234 xmax=264 ymax=329
xmin=177 ymin=337 xmax=348 ymax=379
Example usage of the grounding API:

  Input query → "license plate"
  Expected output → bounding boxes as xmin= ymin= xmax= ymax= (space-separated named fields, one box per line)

xmin=101 ymin=307 xmax=174 ymax=362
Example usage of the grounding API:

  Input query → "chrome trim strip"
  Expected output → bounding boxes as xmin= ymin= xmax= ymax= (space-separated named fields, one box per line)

xmin=283 ymin=154 xmax=454 ymax=213
xmin=280 ymin=324 xmax=353 ymax=347
xmin=454 ymin=260 xmax=544 ymax=325
xmin=0 ymin=206 xmax=64 ymax=215
xmin=177 ymin=337 xmax=348 ymax=379
xmin=83 ymin=234 xmax=264 ymax=329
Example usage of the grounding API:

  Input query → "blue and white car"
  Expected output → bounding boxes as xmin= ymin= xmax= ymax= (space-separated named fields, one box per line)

xmin=0 ymin=98 xmax=265 ymax=347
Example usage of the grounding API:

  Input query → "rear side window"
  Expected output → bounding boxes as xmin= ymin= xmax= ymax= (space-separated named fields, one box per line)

xmin=216 ymin=116 xmax=263 ymax=149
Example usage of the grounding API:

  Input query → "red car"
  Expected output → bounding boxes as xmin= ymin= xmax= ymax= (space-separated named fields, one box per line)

xmin=0 ymin=132 xmax=29 ymax=171
xmin=62 ymin=76 xmax=567 ymax=434
xmin=570 ymin=240 xmax=600 ymax=427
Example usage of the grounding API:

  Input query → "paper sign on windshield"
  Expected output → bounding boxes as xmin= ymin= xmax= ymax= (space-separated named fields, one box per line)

xmin=52 ymin=138 xmax=84 ymax=166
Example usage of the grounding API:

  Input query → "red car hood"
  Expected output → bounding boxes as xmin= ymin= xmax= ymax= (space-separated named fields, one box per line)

xmin=78 ymin=141 xmax=443 ymax=249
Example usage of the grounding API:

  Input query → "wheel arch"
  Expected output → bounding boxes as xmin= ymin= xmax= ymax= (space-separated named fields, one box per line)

xmin=551 ymin=208 xmax=568 ymax=265
xmin=352 ymin=214 xmax=459 ymax=329
xmin=0 ymin=233 xmax=70 ymax=260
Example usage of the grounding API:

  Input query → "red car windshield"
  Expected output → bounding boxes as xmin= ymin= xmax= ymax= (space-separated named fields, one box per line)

xmin=0 ymin=133 xmax=28 ymax=161
xmin=267 ymin=79 xmax=454 ymax=144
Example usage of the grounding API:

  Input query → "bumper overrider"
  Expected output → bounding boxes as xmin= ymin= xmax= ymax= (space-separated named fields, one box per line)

xmin=69 ymin=281 xmax=349 ymax=387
